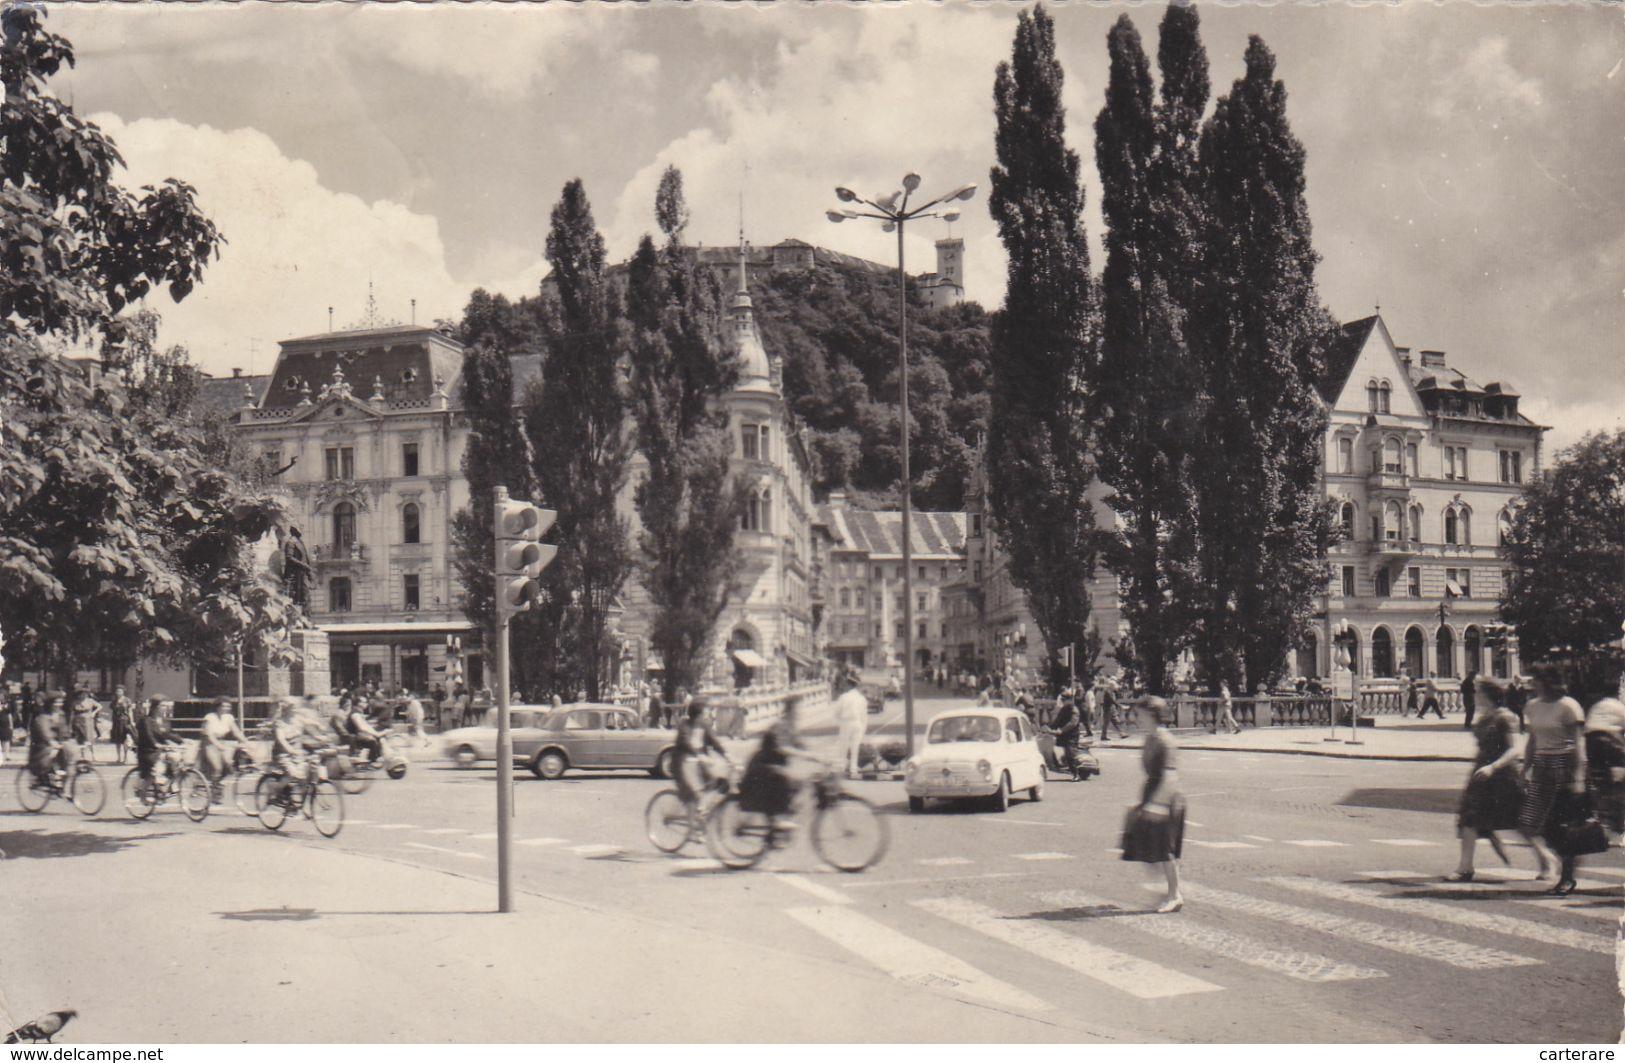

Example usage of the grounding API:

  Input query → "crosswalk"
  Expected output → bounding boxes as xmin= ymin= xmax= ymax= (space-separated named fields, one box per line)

xmin=782 ymin=868 xmax=1617 ymax=1016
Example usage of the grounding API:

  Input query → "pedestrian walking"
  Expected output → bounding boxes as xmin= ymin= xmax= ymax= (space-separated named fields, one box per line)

xmin=1461 ymin=669 xmax=1479 ymax=730
xmin=70 ymin=690 xmax=100 ymax=763
xmin=109 ymin=686 xmax=135 ymax=764
xmin=1079 ymin=683 xmax=1096 ymax=738
xmin=1100 ymin=679 xmax=1129 ymax=740
xmin=1446 ymin=676 xmax=1522 ymax=881
xmin=404 ymin=690 xmax=429 ymax=748
xmin=1216 ymin=680 xmax=1241 ymax=735
xmin=1418 ymin=672 xmax=1445 ymax=719
xmin=1403 ymin=669 xmax=1419 ymax=716
xmin=832 ymin=673 xmax=868 ymax=777
xmin=1120 ymin=696 xmax=1185 ymax=914
xmin=1519 ymin=662 xmax=1584 ymax=892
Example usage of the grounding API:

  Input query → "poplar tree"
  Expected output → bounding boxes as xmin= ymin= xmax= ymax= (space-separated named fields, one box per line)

xmin=1189 ymin=37 xmax=1334 ymax=691
xmin=987 ymin=4 xmax=1101 ymax=684
xmin=527 ymin=179 xmax=634 ymax=699
xmin=1092 ymin=13 xmax=1201 ymax=695
xmin=626 ymin=167 xmax=745 ymax=701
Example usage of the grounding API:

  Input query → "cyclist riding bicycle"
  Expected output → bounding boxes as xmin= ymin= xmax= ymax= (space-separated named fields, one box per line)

xmin=27 ymin=695 xmax=73 ymax=786
xmin=672 ymin=700 xmax=732 ymax=811
xmin=136 ymin=698 xmax=184 ymax=789
xmin=198 ymin=697 xmax=248 ymax=799
xmin=265 ymin=699 xmax=320 ymax=807
xmin=739 ymin=702 xmax=823 ymax=830
xmin=344 ymin=698 xmax=386 ymax=765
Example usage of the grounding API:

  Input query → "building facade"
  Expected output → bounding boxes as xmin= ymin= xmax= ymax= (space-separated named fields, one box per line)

xmin=816 ymin=493 xmax=967 ymax=675
xmin=1310 ymin=315 xmax=1540 ymax=681
xmin=231 ymin=322 xmax=480 ymax=694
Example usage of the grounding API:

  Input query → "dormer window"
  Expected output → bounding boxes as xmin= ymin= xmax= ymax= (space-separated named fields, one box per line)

xmin=401 ymin=368 xmax=418 ymax=384
xmin=284 ymin=375 xmax=304 ymax=392
xmin=1366 ymin=380 xmax=1379 ymax=412
xmin=1378 ymin=381 xmax=1392 ymax=415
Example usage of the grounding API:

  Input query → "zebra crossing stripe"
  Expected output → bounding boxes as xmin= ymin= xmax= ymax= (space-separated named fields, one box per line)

xmin=1243 ymin=835 xmax=1274 ymax=843
xmin=518 ymin=837 xmax=568 ymax=847
xmin=1038 ymin=889 xmax=1386 ymax=984
xmin=1013 ymin=852 xmax=1074 ymax=861
xmin=1181 ymin=882 xmax=1540 ymax=970
xmin=568 ymin=843 xmax=622 ymax=856
xmin=1260 ymin=876 xmax=1612 ymax=956
xmin=1188 ymin=840 xmax=1258 ymax=850
xmin=786 ymin=906 xmax=1051 ymax=1013
xmin=776 ymin=873 xmax=852 ymax=905
xmin=913 ymin=897 xmax=1222 ymax=999
xmin=470 ymin=832 xmax=497 ymax=841
xmin=373 ymin=824 xmax=420 ymax=831
xmin=1283 ymin=840 xmax=1348 ymax=848
xmin=1372 ymin=839 xmax=1440 ymax=847
xmin=418 ymin=827 xmax=465 ymax=835
xmin=404 ymin=841 xmax=488 ymax=861
xmin=917 ymin=857 xmax=974 ymax=867
xmin=1580 ymin=866 xmax=1625 ymax=880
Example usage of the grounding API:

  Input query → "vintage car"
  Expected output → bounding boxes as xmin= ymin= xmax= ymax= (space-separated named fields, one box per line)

xmin=441 ymin=704 xmax=678 ymax=780
xmin=902 ymin=707 xmax=1047 ymax=813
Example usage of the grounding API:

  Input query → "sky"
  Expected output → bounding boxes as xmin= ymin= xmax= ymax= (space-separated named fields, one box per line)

xmin=48 ymin=1 xmax=1625 ymax=455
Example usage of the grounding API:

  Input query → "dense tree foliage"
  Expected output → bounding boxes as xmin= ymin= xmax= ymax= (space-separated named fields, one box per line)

xmin=1 ymin=8 xmax=295 ymax=684
xmin=1501 ymin=431 xmax=1625 ymax=700
xmin=986 ymin=4 xmax=1102 ymax=686
xmin=626 ymin=168 xmax=745 ymax=700
xmin=525 ymin=180 xmax=635 ymax=701
xmin=1092 ymin=9 xmax=1204 ymax=695
xmin=1188 ymin=37 xmax=1335 ymax=692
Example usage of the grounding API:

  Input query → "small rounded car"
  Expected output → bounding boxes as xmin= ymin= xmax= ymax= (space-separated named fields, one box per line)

xmin=440 ymin=703 xmax=678 ymax=780
xmin=902 ymin=707 xmax=1047 ymax=813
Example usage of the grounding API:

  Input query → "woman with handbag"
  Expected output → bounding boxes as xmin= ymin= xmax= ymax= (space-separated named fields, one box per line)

xmin=1121 ymin=696 xmax=1184 ymax=914
xmin=1520 ymin=661 xmax=1587 ymax=894
xmin=1446 ymin=677 xmax=1522 ymax=882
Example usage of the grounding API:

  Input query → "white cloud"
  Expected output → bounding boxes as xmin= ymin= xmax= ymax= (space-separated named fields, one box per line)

xmin=1521 ymin=394 xmax=1625 ymax=460
xmin=92 ymin=115 xmax=469 ymax=377
xmin=602 ymin=9 xmax=1024 ymax=306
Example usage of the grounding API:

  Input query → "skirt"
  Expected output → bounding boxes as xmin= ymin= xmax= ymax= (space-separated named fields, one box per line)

xmin=1519 ymin=750 xmax=1574 ymax=836
xmin=1458 ymin=766 xmax=1526 ymax=833
xmin=1120 ymin=797 xmax=1186 ymax=864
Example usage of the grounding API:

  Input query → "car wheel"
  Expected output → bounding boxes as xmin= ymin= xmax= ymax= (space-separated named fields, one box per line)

xmin=531 ymin=750 xmax=567 ymax=781
xmin=990 ymin=773 xmax=1011 ymax=813
xmin=1028 ymin=769 xmax=1045 ymax=803
xmin=453 ymin=745 xmax=478 ymax=769
xmin=652 ymin=748 xmax=675 ymax=779
xmin=908 ymin=796 xmax=926 ymax=814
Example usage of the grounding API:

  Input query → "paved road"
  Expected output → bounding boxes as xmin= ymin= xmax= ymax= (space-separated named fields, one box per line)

xmin=3 ymin=745 xmax=1619 ymax=1043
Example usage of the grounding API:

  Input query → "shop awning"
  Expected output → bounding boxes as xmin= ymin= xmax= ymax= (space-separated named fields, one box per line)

xmin=732 ymin=648 xmax=769 ymax=669
xmin=1445 ymin=580 xmax=1465 ymax=598
xmin=785 ymin=648 xmax=817 ymax=670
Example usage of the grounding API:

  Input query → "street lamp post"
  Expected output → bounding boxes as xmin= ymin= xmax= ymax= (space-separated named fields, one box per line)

xmin=828 ymin=175 xmax=976 ymax=756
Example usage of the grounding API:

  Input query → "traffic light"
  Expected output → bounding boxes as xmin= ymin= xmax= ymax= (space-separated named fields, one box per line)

xmin=495 ymin=498 xmax=557 ymax=617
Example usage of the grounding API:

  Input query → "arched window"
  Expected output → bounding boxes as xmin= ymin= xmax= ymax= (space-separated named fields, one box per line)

xmin=1339 ymin=502 xmax=1356 ymax=541
xmin=328 ymin=577 xmax=352 ymax=613
xmin=1337 ymin=437 xmax=1353 ymax=474
xmin=741 ymin=493 xmax=760 ymax=532
xmin=1497 ymin=509 xmax=1513 ymax=546
xmin=333 ymin=502 xmax=356 ymax=549
xmin=1367 ymin=380 xmax=1380 ymax=412
xmin=1436 ymin=626 xmax=1456 ymax=678
xmin=1444 ymin=508 xmax=1459 ymax=545
xmin=1372 ymin=628 xmax=1395 ymax=678
xmin=1378 ymin=382 xmax=1392 ymax=415
xmin=1464 ymin=626 xmax=1483 ymax=675
xmin=1404 ymin=626 xmax=1426 ymax=677
xmin=1384 ymin=500 xmax=1403 ymax=541
xmin=760 ymin=489 xmax=772 ymax=534
xmin=1458 ymin=508 xmax=1471 ymax=546
xmin=1383 ymin=437 xmax=1402 ymax=473
xmin=1408 ymin=504 xmax=1424 ymax=543
xmin=1406 ymin=442 xmax=1419 ymax=477
xmin=402 ymin=503 xmax=421 ymax=545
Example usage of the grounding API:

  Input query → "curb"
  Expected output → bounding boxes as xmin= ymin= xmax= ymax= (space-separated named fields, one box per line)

xmin=1096 ymin=739 xmax=1471 ymax=763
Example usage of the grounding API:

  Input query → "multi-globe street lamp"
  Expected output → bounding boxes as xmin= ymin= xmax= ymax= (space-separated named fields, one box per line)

xmin=828 ymin=174 xmax=976 ymax=755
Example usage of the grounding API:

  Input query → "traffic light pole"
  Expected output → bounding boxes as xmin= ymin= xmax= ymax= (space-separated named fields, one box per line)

xmin=495 ymin=609 xmax=514 ymax=913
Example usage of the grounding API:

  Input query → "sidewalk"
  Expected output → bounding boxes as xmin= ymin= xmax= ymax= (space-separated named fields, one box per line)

xmin=0 ymin=821 xmax=1083 ymax=1043
xmin=1096 ymin=714 xmax=1476 ymax=762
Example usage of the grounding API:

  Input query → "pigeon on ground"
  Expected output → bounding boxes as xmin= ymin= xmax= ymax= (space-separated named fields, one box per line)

xmin=6 ymin=1009 xmax=78 ymax=1043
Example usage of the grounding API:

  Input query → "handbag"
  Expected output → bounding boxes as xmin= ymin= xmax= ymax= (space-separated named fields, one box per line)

xmin=1556 ymin=815 xmax=1609 ymax=857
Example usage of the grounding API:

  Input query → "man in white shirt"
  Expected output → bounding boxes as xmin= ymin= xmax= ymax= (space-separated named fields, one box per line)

xmin=833 ymin=675 xmax=869 ymax=778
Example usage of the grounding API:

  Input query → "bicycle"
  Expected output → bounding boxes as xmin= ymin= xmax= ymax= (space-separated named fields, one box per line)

xmin=327 ymin=728 xmax=410 ymax=796
xmin=15 ymin=759 xmax=107 ymax=817
xmin=645 ymin=756 xmax=735 ymax=854
xmin=121 ymin=749 xmax=211 ymax=822
xmin=705 ymin=767 xmax=889 ymax=873
xmin=229 ymin=746 xmax=268 ymax=816
xmin=254 ymin=755 xmax=344 ymax=837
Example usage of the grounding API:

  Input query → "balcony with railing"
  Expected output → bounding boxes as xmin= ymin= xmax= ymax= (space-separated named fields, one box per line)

xmin=1365 ymin=468 xmax=1410 ymax=493
xmin=313 ymin=542 xmax=368 ymax=567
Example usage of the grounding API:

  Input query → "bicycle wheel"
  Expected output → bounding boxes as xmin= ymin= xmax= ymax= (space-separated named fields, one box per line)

xmin=706 ymin=795 xmax=772 ymax=870
xmin=121 ymin=768 xmax=156 ymax=821
xmin=15 ymin=768 xmax=49 ymax=813
xmin=811 ymin=793 xmax=890 ymax=873
xmin=644 ymin=789 xmax=692 ymax=853
xmin=178 ymin=769 xmax=212 ymax=822
xmin=308 ymin=779 xmax=344 ymax=838
xmin=231 ymin=767 xmax=264 ymax=816
xmin=256 ymin=775 xmax=289 ymax=831
xmin=335 ymin=758 xmax=374 ymax=796
xmin=69 ymin=764 xmax=106 ymax=816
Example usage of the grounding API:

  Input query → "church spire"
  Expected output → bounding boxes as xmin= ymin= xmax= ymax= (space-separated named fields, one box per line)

xmin=731 ymin=230 xmax=753 ymax=315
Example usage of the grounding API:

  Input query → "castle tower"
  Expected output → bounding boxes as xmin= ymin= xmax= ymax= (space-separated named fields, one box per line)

xmin=922 ymin=237 xmax=966 ymax=309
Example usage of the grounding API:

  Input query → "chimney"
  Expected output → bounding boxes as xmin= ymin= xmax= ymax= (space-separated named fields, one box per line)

xmin=1420 ymin=349 xmax=1447 ymax=369
xmin=232 ymin=367 xmax=243 ymax=378
xmin=1395 ymin=346 xmax=1412 ymax=368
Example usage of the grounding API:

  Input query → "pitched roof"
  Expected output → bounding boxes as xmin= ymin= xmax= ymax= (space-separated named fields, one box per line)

xmin=195 ymin=374 xmax=269 ymax=417
xmin=1317 ymin=315 xmax=1379 ymax=403
xmin=816 ymin=506 xmax=967 ymax=558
